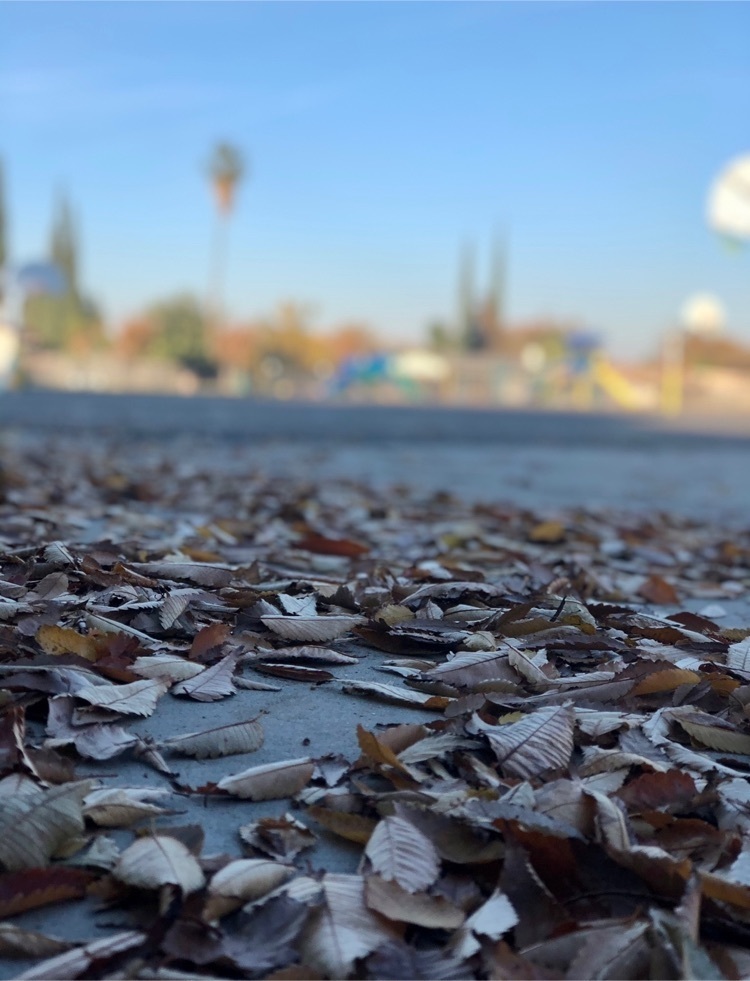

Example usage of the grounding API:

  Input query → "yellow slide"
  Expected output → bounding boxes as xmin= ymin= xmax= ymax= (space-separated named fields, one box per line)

xmin=591 ymin=355 xmax=651 ymax=411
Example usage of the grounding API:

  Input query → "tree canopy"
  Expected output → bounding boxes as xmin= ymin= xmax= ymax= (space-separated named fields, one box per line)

xmin=207 ymin=143 xmax=245 ymax=215
xmin=24 ymin=190 xmax=104 ymax=352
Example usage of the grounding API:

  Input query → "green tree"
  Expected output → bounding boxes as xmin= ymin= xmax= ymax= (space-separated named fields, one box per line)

xmin=50 ymin=192 xmax=78 ymax=294
xmin=24 ymin=190 xmax=104 ymax=352
xmin=206 ymin=142 xmax=246 ymax=327
xmin=144 ymin=294 xmax=216 ymax=377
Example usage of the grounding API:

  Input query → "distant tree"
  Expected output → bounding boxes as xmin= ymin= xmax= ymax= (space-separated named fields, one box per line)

xmin=427 ymin=320 xmax=452 ymax=352
xmin=208 ymin=143 xmax=245 ymax=216
xmin=50 ymin=193 xmax=78 ymax=294
xmin=206 ymin=142 xmax=246 ymax=327
xmin=24 ymin=293 xmax=103 ymax=354
xmin=24 ymin=190 xmax=105 ymax=352
xmin=141 ymin=294 xmax=217 ymax=377
xmin=116 ymin=316 xmax=158 ymax=360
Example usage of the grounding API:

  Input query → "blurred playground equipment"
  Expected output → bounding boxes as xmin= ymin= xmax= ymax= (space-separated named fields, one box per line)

xmin=560 ymin=332 xmax=653 ymax=411
xmin=330 ymin=350 xmax=451 ymax=400
xmin=330 ymin=335 xmax=653 ymax=411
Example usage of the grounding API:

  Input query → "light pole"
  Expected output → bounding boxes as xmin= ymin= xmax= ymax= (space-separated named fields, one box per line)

xmin=661 ymin=294 xmax=726 ymax=416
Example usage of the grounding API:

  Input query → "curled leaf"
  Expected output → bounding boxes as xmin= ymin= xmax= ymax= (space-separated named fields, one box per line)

xmin=204 ymin=859 xmax=294 ymax=920
xmin=261 ymin=615 xmax=361 ymax=642
xmin=113 ymin=835 xmax=205 ymax=894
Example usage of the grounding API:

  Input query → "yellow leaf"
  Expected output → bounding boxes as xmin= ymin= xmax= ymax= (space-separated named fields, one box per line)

xmin=307 ymin=806 xmax=377 ymax=845
xmin=528 ymin=521 xmax=566 ymax=544
xmin=36 ymin=625 xmax=100 ymax=662
xmin=676 ymin=714 xmax=750 ymax=755
xmin=631 ymin=669 xmax=702 ymax=696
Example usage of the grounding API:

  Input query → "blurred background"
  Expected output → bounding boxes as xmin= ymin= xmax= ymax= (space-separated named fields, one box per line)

xmin=1 ymin=2 xmax=749 ymax=416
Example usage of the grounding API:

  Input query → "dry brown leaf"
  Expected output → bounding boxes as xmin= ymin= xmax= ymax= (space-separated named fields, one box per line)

xmin=36 ymin=625 xmax=101 ymax=662
xmin=631 ymin=668 xmax=702 ymax=696
xmin=412 ymin=649 xmax=519 ymax=695
xmin=131 ymin=561 xmax=233 ymax=587
xmin=159 ymin=588 xmax=199 ymax=628
xmin=343 ymin=680 xmax=452 ymax=710
xmin=45 ymin=696 xmax=138 ymax=760
xmin=131 ymin=653 xmax=205 ymax=682
xmin=113 ymin=835 xmax=205 ymax=893
xmin=453 ymin=888 xmax=520 ymax=958
xmin=296 ymin=531 xmax=369 ymax=557
xmin=0 ymin=923 xmax=71 ymax=960
xmin=261 ymin=614 xmax=361 ymax=642
xmin=73 ymin=678 xmax=168 ymax=717
xmin=238 ymin=812 xmax=316 ymax=861
xmin=482 ymin=703 xmax=576 ymax=779
xmin=364 ymin=814 xmax=441 ymax=892
xmin=617 ymin=770 xmax=698 ymax=813
xmin=639 ymin=574 xmax=680 ymax=605
xmin=190 ymin=621 xmax=232 ymax=660
xmin=82 ymin=787 xmax=174 ymax=827
xmin=217 ymin=757 xmax=315 ymax=800
xmin=248 ymin=646 xmax=358 ymax=665
xmin=204 ymin=858 xmax=294 ymax=920
xmin=171 ymin=651 xmax=237 ymax=701
xmin=674 ymin=711 xmax=750 ymax=755
xmin=306 ymin=805 xmax=378 ymax=844
xmin=252 ymin=662 xmax=334 ymax=683
xmin=0 ymin=867 xmax=94 ymax=918
xmin=163 ymin=718 xmax=264 ymax=759
xmin=528 ymin=520 xmax=566 ymax=543
xmin=365 ymin=874 xmax=465 ymax=929
xmin=727 ymin=637 xmax=750 ymax=674
xmin=17 ymin=929 xmax=146 ymax=981
xmin=0 ymin=782 xmax=90 ymax=871
xmin=297 ymin=873 xmax=399 ymax=978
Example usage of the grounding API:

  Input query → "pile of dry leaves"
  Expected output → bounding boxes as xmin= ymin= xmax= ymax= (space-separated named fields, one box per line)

xmin=1 ymin=436 xmax=750 ymax=979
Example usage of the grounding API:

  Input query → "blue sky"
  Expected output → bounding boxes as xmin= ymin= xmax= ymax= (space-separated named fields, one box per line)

xmin=1 ymin=1 xmax=749 ymax=358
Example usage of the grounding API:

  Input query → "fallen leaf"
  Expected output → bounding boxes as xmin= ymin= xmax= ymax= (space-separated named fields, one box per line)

xmin=261 ymin=614 xmax=361 ymax=642
xmin=365 ymin=874 xmax=464 ymax=929
xmin=162 ymin=718 xmax=264 ymax=759
xmin=171 ymin=651 xmax=237 ymax=701
xmin=190 ymin=621 xmax=231 ymax=660
xmin=16 ymin=930 xmax=146 ymax=981
xmin=480 ymin=703 xmax=576 ymax=779
xmin=204 ymin=858 xmax=294 ymax=919
xmin=73 ymin=677 xmax=168 ymax=717
xmin=297 ymin=873 xmax=399 ymax=978
xmin=639 ymin=574 xmax=680 ymax=605
xmin=113 ymin=835 xmax=205 ymax=893
xmin=218 ymin=758 xmax=315 ymax=801
xmin=0 ymin=782 xmax=90 ymax=871
xmin=36 ymin=625 xmax=101 ymax=662
xmin=0 ymin=867 xmax=94 ymax=918
xmin=364 ymin=815 xmax=441 ymax=892
xmin=0 ymin=923 xmax=72 ymax=959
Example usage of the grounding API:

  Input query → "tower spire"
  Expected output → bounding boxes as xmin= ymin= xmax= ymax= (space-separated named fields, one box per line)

xmin=458 ymin=241 xmax=476 ymax=350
